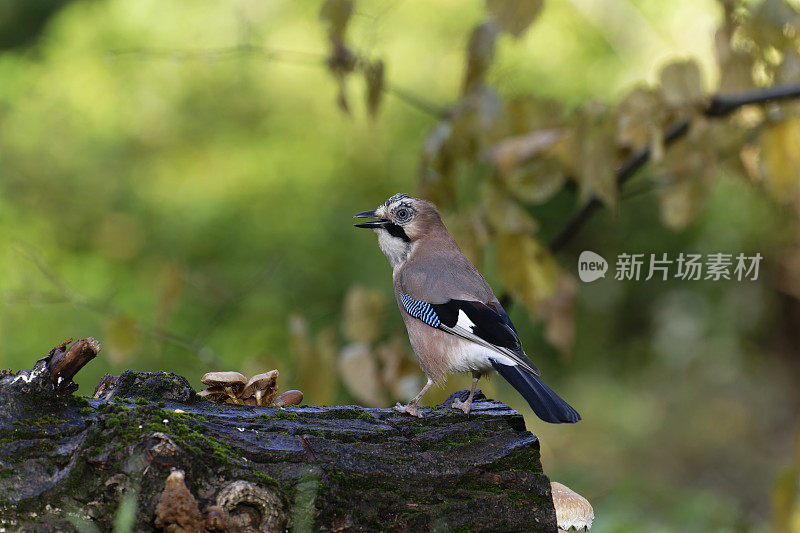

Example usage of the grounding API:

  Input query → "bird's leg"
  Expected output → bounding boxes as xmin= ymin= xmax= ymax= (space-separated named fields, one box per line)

xmin=394 ymin=378 xmax=434 ymax=418
xmin=452 ymin=375 xmax=479 ymax=414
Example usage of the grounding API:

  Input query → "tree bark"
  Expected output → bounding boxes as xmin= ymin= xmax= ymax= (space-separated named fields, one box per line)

xmin=0 ymin=340 xmax=557 ymax=532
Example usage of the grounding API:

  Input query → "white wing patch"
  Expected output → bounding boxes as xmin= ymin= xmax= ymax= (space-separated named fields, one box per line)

xmin=439 ymin=310 xmax=539 ymax=375
xmin=456 ymin=310 xmax=475 ymax=331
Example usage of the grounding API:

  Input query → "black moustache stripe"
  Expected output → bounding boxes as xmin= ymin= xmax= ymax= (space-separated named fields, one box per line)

xmin=384 ymin=222 xmax=410 ymax=242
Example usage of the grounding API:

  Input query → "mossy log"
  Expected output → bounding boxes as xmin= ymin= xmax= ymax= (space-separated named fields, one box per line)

xmin=0 ymin=340 xmax=558 ymax=532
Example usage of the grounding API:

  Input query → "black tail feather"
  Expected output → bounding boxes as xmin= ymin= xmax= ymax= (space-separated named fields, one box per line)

xmin=491 ymin=359 xmax=581 ymax=424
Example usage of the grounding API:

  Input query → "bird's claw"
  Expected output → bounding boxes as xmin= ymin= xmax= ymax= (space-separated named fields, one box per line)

xmin=451 ymin=398 xmax=472 ymax=415
xmin=394 ymin=402 xmax=423 ymax=418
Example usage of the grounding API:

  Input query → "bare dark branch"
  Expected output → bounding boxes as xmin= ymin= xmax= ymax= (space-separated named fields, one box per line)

xmin=704 ymin=82 xmax=800 ymax=117
xmin=547 ymin=82 xmax=800 ymax=252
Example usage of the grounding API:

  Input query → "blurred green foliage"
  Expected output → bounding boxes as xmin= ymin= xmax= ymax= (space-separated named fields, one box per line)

xmin=0 ymin=0 xmax=74 ymax=49
xmin=0 ymin=0 xmax=799 ymax=531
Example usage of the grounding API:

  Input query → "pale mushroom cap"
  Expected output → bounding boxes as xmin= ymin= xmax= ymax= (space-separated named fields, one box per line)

xmin=240 ymin=370 xmax=279 ymax=398
xmin=198 ymin=387 xmax=229 ymax=402
xmin=201 ymin=371 xmax=247 ymax=389
xmin=551 ymin=481 xmax=594 ymax=531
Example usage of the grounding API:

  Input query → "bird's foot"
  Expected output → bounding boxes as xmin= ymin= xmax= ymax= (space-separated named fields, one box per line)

xmin=451 ymin=397 xmax=473 ymax=415
xmin=394 ymin=402 xmax=423 ymax=418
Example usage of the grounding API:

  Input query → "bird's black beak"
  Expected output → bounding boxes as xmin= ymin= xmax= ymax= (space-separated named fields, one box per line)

xmin=353 ymin=210 xmax=389 ymax=229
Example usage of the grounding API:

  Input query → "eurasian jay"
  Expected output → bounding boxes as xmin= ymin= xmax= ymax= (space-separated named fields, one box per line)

xmin=354 ymin=193 xmax=580 ymax=423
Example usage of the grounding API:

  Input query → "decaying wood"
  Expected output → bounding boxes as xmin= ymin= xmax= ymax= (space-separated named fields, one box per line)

xmin=48 ymin=338 xmax=101 ymax=389
xmin=0 ymin=340 xmax=558 ymax=532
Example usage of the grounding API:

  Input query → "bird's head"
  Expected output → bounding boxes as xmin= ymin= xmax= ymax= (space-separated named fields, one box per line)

xmin=353 ymin=194 xmax=442 ymax=268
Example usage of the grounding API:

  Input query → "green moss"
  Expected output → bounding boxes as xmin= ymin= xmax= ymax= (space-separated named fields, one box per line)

xmin=158 ymin=374 xmax=177 ymax=387
xmin=358 ymin=411 xmax=376 ymax=420
xmin=12 ymin=414 xmax=67 ymax=428
xmin=201 ymin=433 xmax=232 ymax=461
xmin=252 ymin=470 xmax=278 ymax=485
xmin=486 ymin=447 xmax=543 ymax=474
xmin=411 ymin=428 xmax=485 ymax=452
xmin=103 ymin=403 xmax=131 ymax=413
xmin=506 ymin=490 xmax=532 ymax=508
xmin=144 ymin=422 xmax=169 ymax=433
xmin=326 ymin=470 xmax=347 ymax=485
xmin=255 ymin=410 xmax=299 ymax=421
xmin=311 ymin=408 xmax=374 ymax=420
xmin=156 ymin=401 xmax=166 ymax=407
xmin=134 ymin=398 xmax=150 ymax=405
xmin=463 ymin=481 xmax=504 ymax=495
xmin=89 ymin=404 xmax=235 ymax=464
xmin=73 ymin=396 xmax=90 ymax=407
xmin=80 ymin=406 xmax=94 ymax=415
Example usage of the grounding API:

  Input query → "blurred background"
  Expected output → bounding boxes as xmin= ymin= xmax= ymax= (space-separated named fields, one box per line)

xmin=0 ymin=0 xmax=799 ymax=531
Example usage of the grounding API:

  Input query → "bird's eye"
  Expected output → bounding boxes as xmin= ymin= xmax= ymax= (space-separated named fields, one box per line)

xmin=396 ymin=208 xmax=410 ymax=221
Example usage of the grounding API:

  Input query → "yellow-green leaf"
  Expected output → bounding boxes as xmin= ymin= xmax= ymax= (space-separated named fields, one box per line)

xmin=342 ymin=285 xmax=386 ymax=344
xmin=659 ymin=175 xmax=711 ymax=230
xmin=364 ymin=59 xmax=384 ymax=117
xmin=489 ymin=128 xmax=566 ymax=175
xmin=486 ymin=0 xmax=544 ymax=38
xmin=534 ymin=274 xmax=576 ymax=358
xmin=483 ymin=183 xmax=538 ymax=234
xmin=575 ymin=104 xmax=618 ymax=208
xmin=337 ymin=342 xmax=385 ymax=406
xmin=715 ymin=28 xmax=755 ymax=92
xmin=777 ymin=47 xmax=800 ymax=84
xmin=463 ymin=22 xmax=498 ymax=95
xmin=760 ymin=117 xmax=800 ymax=201
xmin=320 ymin=0 xmax=353 ymax=42
xmin=660 ymin=59 xmax=705 ymax=108
xmin=446 ymin=208 xmax=488 ymax=267
xmin=420 ymin=122 xmax=457 ymax=208
xmin=496 ymin=233 xmax=560 ymax=313
xmin=506 ymin=157 xmax=566 ymax=204
xmin=615 ymin=87 xmax=665 ymax=151
xmin=655 ymin=126 xmax=716 ymax=230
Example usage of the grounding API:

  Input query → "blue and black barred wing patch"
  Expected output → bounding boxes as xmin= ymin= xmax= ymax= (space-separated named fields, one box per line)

xmin=400 ymin=293 xmax=441 ymax=327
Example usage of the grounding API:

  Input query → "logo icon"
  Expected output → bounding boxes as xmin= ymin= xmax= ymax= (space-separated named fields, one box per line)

xmin=578 ymin=251 xmax=608 ymax=282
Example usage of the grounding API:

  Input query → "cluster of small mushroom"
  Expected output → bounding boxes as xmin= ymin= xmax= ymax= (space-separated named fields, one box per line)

xmin=198 ymin=370 xmax=302 ymax=407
